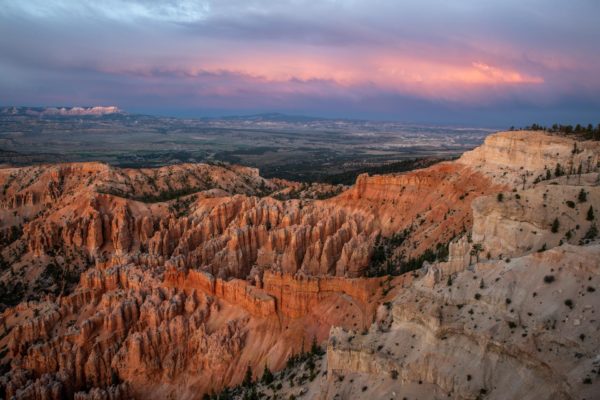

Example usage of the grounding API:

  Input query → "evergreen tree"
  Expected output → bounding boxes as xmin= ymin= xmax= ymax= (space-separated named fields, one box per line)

xmin=578 ymin=189 xmax=587 ymax=202
xmin=243 ymin=387 xmax=259 ymax=400
xmin=261 ymin=364 xmax=274 ymax=385
xmin=584 ymin=223 xmax=598 ymax=240
xmin=311 ymin=335 xmax=324 ymax=356
xmin=111 ymin=371 xmax=120 ymax=386
xmin=551 ymin=218 xmax=560 ymax=233
xmin=587 ymin=206 xmax=595 ymax=221
xmin=243 ymin=365 xmax=253 ymax=387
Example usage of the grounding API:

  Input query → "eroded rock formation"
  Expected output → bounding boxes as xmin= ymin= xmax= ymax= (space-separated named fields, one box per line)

xmin=0 ymin=130 xmax=598 ymax=399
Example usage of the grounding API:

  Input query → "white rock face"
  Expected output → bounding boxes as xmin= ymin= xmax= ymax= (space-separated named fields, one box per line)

xmin=325 ymin=244 xmax=600 ymax=400
xmin=0 ymin=106 xmax=123 ymax=116
xmin=459 ymin=130 xmax=600 ymax=186
xmin=471 ymin=178 xmax=600 ymax=260
xmin=42 ymin=106 xmax=122 ymax=116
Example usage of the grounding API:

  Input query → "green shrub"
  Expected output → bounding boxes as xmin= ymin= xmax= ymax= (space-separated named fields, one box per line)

xmin=564 ymin=299 xmax=574 ymax=309
xmin=551 ymin=218 xmax=560 ymax=233
xmin=261 ymin=365 xmax=274 ymax=385
xmin=243 ymin=365 xmax=253 ymax=387
xmin=555 ymin=163 xmax=564 ymax=177
xmin=584 ymin=224 xmax=598 ymax=240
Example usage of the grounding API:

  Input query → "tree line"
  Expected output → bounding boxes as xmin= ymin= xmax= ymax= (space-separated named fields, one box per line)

xmin=509 ymin=123 xmax=600 ymax=140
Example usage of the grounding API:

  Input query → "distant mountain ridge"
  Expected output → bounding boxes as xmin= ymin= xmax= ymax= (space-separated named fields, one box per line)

xmin=1 ymin=107 xmax=353 ymax=123
xmin=217 ymin=112 xmax=329 ymax=122
xmin=1 ymin=106 xmax=123 ymax=117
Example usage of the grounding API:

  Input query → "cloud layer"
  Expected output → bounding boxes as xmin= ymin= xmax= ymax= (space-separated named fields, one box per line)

xmin=1 ymin=0 xmax=599 ymax=125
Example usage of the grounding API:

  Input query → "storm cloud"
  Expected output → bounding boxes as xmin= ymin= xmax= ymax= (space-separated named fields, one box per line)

xmin=1 ymin=0 xmax=599 ymax=125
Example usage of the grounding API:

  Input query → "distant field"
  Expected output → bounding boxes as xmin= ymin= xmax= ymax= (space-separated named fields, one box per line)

xmin=0 ymin=110 xmax=493 ymax=183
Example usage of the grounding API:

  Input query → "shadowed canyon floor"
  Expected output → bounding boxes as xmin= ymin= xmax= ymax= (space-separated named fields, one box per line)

xmin=0 ymin=131 xmax=599 ymax=399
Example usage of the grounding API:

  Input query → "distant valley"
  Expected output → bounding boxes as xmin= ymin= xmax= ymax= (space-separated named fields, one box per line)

xmin=0 ymin=107 xmax=492 ymax=183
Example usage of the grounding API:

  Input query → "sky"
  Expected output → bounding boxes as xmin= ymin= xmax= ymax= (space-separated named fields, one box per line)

xmin=1 ymin=0 xmax=599 ymax=126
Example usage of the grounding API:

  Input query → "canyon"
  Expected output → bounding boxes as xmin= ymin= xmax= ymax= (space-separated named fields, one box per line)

xmin=0 ymin=130 xmax=598 ymax=399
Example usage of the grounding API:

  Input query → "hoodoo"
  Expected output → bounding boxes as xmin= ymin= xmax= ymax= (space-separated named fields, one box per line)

xmin=0 ymin=130 xmax=598 ymax=399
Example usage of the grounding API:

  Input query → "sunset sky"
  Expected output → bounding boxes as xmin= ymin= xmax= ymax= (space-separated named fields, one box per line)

xmin=1 ymin=0 xmax=599 ymax=125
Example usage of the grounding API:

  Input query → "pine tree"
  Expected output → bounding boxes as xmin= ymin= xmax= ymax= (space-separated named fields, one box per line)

xmin=587 ymin=206 xmax=595 ymax=221
xmin=579 ymin=189 xmax=587 ymax=202
xmin=243 ymin=387 xmax=259 ymax=400
xmin=261 ymin=364 xmax=274 ymax=385
xmin=310 ymin=335 xmax=324 ymax=356
xmin=243 ymin=365 xmax=253 ymax=387
xmin=584 ymin=223 xmax=598 ymax=240
xmin=551 ymin=218 xmax=560 ymax=233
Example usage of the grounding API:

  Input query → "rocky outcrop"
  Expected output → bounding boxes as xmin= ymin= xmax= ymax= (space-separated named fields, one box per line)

xmin=325 ymin=243 xmax=600 ymax=400
xmin=1 ymin=260 xmax=388 ymax=399
xmin=332 ymin=161 xmax=505 ymax=259
xmin=165 ymin=267 xmax=392 ymax=319
xmin=317 ymin=131 xmax=600 ymax=400
xmin=471 ymin=179 xmax=600 ymax=259
xmin=1 ymin=130 xmax=599 ymax=399
xmin=459 ymin=130 xmax=600 ymax=186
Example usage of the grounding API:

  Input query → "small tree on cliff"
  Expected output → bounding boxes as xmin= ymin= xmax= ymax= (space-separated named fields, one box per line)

xmin=587 ymin=206 xmax=595 ymax=221
xmin=243 ymin=365 xmax=253 ymax=387
xmin=111 ymin=371 xmax=121 ymax=386
xmin=242 ymin=387 xmax=259 ymax=400
xmin=311 ymin=335 xmax=324 ymax=356
xmin=584 ymin=223 xmax=598 ymax=240
xmin=551 ymin=218 xmax=560 ymax=233
xmin=261 ymin=364 xmax=274 ymax=384
xmin=470 ymin=243 xmax=484 ymax=263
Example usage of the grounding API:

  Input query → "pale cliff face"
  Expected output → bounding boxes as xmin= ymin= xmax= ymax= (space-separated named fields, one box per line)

xmin=471 ymin=179 xmax=600 ymax=260
xmin=459 ymin=130 xmax=600 ymax=186
xmin=318 ymin=131 xmax=600 ymax=400
xmin=325 ymin=244 xmax=600 ymax=400
xmin=0 ymin=130 xmax=599 ymax=399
